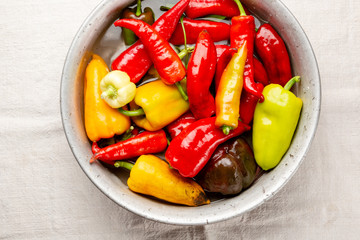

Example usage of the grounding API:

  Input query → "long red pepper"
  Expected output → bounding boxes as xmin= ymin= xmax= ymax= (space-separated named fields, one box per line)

xmin=239 ymin=82 xmax=264 ymax=124
xmin=187 ymin=30 xmax=217 ymax=119
xmin=111 ymin=0 xmax=189 ymax=83
xmin=230 ymin=0 xmax=264 ymax=102
xmin=169 ymin=18 xmax=230 ymax=45
xmin=185 ymin=0 xmax=240 ymax=18
xmin=255 ymin=23 xmax=292 ymax=87
xmin=166 ymin=111 xmax=196 ymax=139
xmin=90 ymin=130 xmax=168 ymax=164
xmin=253 ymin=57 xmax=269 ymax=86
xmin=114 ymin=19 xmax=186 ymax=85
xmin=165 ymin=117 xmax=250 ymax=178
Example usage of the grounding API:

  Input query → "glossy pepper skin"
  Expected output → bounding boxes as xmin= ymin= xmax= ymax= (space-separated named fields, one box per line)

xmin=90 ymin=130 xmax=168 ymax=164
xmin=130 ymin=80 xmax=189 ymax=131
xmin=166 ymin=117 xmax=250 ymax=178
xmin=120 ymin=0 xmax=154 ymax=45
xmin=239 ymin=82 xmax=264 ymax=124
xmin=84 ymin=54 xmax=130 ymax=142
xmin=196 ymin=137 xmax=257 ymax=195
xmin=114 ymin=19 xmax=186 ymax=85
xmin=111 ymin=0 xmax=190 ymax=83
xmin=187 ymin=30 xmax=216 ymax=119
xmin=214 ymin=47 xmax=237 ymax=92
xmin=253 ymin=58 xmax=269 ymax=86
xmin=166 ymin=111 xmax=196 ymax=139
xmin=253 ymin=76 xmax=302 ymax=170
xmin=124 ymin=155 xmax=210 ymax=206
xmin=185 ymin=0 xmax=240 ymax=18
xmin=169 ymin=18 xmax=230 ymax=45
xmin=255 ymin=23 xmax=292 ymax=87
xmin=230 ymin=0 xmax=264 ymax=102
xmin=215 ymin=43 xmax=247 ymax=131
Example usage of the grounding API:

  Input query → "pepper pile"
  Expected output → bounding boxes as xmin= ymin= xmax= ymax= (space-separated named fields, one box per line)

xmin=84 ymin=0 xmax=302 ymax=207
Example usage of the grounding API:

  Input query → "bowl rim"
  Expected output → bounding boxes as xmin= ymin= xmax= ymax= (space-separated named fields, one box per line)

xmin=60 ymin=0 xmax=321 ymax=225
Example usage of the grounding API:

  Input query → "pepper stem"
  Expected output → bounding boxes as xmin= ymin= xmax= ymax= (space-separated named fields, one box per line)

xmin=136 ymin=0 xmax=142 ymax=16
xmin=221 ymin=125 xmax=233 ymax=135
xmin=175 ymin=82 xmax=188 ymax=101
xmin=178 ymin=46 xmax=194 ymax=60
xmin=101 ymin=85 xmax=117 ymax=99
xmin=118 ymin=108 xmax=145 ymax=117
xmin=284 ymin=76 xmax=301 ymax=91
xmin=233 ymin=0 xmax=247 ymax=16
xmin=114 ymin=161 xmax=134 ymax=171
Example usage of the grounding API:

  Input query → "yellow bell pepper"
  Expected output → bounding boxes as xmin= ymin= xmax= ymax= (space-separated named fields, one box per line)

xmin=115 ymin=155 xmax=210 ymax=206
xmin=84 ymin=54 xmax=130 ymax=141
xmin=126 ymin=80 xmax=189 ymax=131
xmin=100 ymin=70 xmax=136 ymax=108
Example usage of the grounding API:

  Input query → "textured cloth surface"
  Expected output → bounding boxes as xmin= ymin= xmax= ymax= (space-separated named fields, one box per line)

xmin=0 ymin=0 xmax=359 ymax=239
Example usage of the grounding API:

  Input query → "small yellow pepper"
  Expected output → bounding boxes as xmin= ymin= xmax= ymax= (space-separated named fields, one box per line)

xmin=115 ymin=155 xmax=210 ymax=206
xmin=125 ymin=80 xmax=189 ymax=131
xmin=252 ymin=76 xmax=303 ymax=170
xmin=215 ymin=42 xmax=247 ymax=134
xmin=84 ymin=54 xmax=130 ymax=142
xmin=100 ymin=70 xmax=136 ymax=108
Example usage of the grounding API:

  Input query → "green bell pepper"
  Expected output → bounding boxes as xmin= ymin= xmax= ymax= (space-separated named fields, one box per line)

xmin=252 ymin=76 xmax=303 ymax=170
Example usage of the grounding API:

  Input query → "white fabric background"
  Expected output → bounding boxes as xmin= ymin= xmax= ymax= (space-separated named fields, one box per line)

xmin=1 ymin=0 xmax=359 ymax=239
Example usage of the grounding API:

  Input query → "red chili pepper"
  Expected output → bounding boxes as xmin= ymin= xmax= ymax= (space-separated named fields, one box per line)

xmin=253 ymin=57 xmax=269 ymax=86
xmin=111 ymin=0 xmax=190 ymax=83
xmin=169 ymin=18 xmax=230 ymax=45
xmin=90 ymin=130 xmax=168 ymax=164
xmin=230 ymin=0 xmax=264 ymax=102
xmin=92 ymin=141 xmax=101 ymax=154
xmin=255 ymin=23 xmax=292 ymax=87
xmin=187 ymin=30 xmax=216 ymax=119
xmin=239 ymin=82 xmax=264 ymax=124
xmin=114 ymin=19 xmax=186 ymax=85
xmin=166 ymin=111 xmax=196 ymax=139
xmin=215 ymin=44 xmax=230 ymax=60
xmin=165 ymin=117 xmax=250 ymax=178
xmin=214 ymin=47 xmax=237 ymax=92
xmin=185 ymin=0 xmax=239 ymax=18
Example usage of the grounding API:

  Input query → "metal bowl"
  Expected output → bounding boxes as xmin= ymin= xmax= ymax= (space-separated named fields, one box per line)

xmin=60 ymin=0 xmax=320 ymax=225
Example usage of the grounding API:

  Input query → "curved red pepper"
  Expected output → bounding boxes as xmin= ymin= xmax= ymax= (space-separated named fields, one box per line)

xmin=187 ymin=30 xmax=216 ymax=119
xmin=90 ymin=130 xmax=168 ymax=164
xmin=185 ymin=0 xmax=240 ymax=18
xmin=165 ymin=117 xmax=250 ymax=178
xmin=169 ymin=18 xmax=230 ymax=45
xmin=253 ymin=57 xmax=269 ymax=86
xmin=166 ymin=111 xmax=196 ymax=139
xmin=239 ymin=82 xmax=264 ymax=124
xmin=215 ymin=44 xmax=230 ymax=60
xmin=230 ymin=0 xmax=264 ymax=102
xmin=255 ymin=23 xmax=292 ymax=87
xmin=111 ymin=0 xmax=189 ymax=83
xmin=114 ymin=19 xmax=186 ymax=85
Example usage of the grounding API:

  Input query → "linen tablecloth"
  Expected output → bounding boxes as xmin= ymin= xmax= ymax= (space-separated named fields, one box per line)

xmin=1 ymin=0 xmax=359 ymax=239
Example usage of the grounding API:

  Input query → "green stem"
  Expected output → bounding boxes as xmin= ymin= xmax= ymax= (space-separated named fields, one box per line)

xmin=175 ymin=82 xmax=188 ymax=101
xmin=160 ymin=6 xmax=171 ymax=11
xmin=284 ymin=76 xmax=301 ymax=91
xmin=136 ymin=0 xmax=142 ymax=16
xmin=114 ymin=161 xmax=134 ymax=170
xmin=101 ymin=85 xmax=117 ymax=99
xmin=118 ymin=108 xmax=145 ymax=117
xmin=120 ymin=126 xmax=134 ymax=141
xmin=233 ymin=0 xmax=246 ymax=16
xmin=177 ymin=46 xmax=194 ymax=60
xmin=221 ymin=125 xmax=233 ymax=135
xmin=180 ymin=16 xmax=189 ymax=66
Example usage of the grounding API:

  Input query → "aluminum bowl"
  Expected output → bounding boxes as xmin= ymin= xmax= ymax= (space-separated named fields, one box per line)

xmin=60 ymin=0 xmax=320 ymax=225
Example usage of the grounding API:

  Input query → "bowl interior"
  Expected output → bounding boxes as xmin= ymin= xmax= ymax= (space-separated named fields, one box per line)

xmin=61 ymin=0 xmax=320 ymax=225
